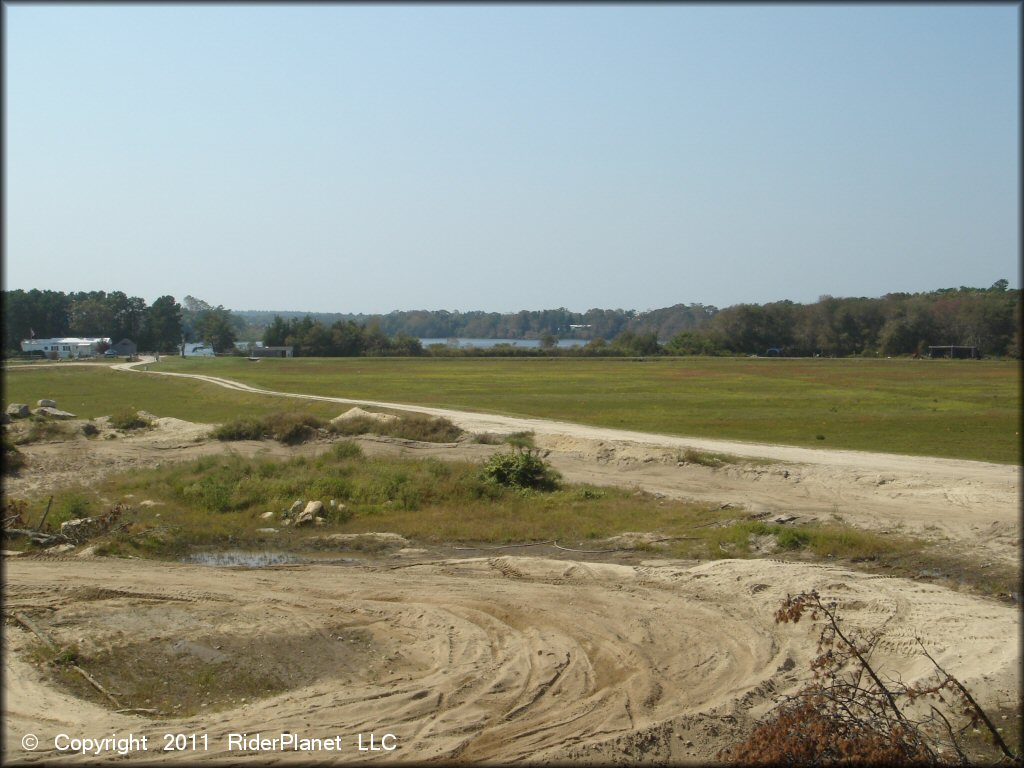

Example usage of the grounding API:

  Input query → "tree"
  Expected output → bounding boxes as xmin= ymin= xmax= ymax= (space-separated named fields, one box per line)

xmin=388 ymin=333 xmax=424 ymax=356
xmin=143 ymin=296 xmax=183 ymax=353
xmin=665 ymin=330 xmax=719 ymax=356
xmin=612 ymin=330 xmax=660 ymax=356
xmin=262 ymin=315 xmax=290 ymax=347
xmin=194 ymin=307 xmax=237 ymax=352
xmin=68 ymin=294 xmax=115 ymax=337
xmin=328 ymin=320 xmax=365 ymax=356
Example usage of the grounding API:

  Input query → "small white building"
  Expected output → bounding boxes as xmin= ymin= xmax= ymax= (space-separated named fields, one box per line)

xmin=181 ymin=342 xmax=216 ymax=357
xmin=20 ymin=337 xmax=110 ymax=359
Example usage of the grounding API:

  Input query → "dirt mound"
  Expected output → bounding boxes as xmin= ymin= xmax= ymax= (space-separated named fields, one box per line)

xmin=330 ymin=407 xmax=399 ymax=425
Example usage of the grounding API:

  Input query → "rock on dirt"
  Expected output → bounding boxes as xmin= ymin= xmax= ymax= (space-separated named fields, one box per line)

xmin=294 ymin=501 xmax=323 ymax=527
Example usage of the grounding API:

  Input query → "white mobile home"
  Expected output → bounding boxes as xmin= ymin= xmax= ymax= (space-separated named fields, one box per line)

xmin=181 ymin=342 xmax=216 ymax=357
xmin=20 ymin=337 xmax=110 ymax=359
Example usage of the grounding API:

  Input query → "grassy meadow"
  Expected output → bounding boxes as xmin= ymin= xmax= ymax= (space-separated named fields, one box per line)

xmin=8 ymin=355 xmax=1012 ymax=463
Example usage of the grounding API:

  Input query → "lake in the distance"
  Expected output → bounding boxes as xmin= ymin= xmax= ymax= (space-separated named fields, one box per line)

xmin=419 ymin=338 xmax=588 ymax=349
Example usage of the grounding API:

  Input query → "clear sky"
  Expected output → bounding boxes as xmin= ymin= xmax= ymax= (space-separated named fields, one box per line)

xmin=4 ymin=3 xmax=1019 ymax=314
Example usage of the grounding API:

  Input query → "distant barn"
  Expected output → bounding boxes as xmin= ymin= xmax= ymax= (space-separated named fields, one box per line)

xmin=928 ymin=345 xmax=980 ymax=359
xmin=111 ymin=338 xmax=137 ymax=357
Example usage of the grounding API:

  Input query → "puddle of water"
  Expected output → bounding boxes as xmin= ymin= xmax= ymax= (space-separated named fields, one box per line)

xmin=185 ymin=551 xmax=300 ymax=567
xmin=184 ymin=550 xmax=363 ymax=568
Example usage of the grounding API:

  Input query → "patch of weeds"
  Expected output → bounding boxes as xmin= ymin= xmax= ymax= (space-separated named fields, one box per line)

xmin=505 ymin=431 xmax=536 ymax=448
xmin=328 ymin=440 xmax=365 ymax=461
xmin=109 ymin=408 xmax=153 ymax=430
xmin=678 ymin=448 xmax=777 ymax=468
xmin=265 ymin=412 xmax=324 ymax=445
xmin=17 ymin=417 xmax=72 ymax=444
xmin=679 ymin=448 xmax=728 ymax=468
xmin=3 ymin=433 xmax=27 ymax=472
xmin=46 ymin=491 xmax=97 ymax=530
xmin=472 ymin=432 xmax=504 ymax=445
xmin=390 ymin=414 xmax=462 ymax=442
xmin=212 ymin=418 xmax=267 ymax=441
xmin=322 ymin=504 xmax=354 ymax=525
xmin=81 ymin=422 xmax=100 ymax=437
xmin=775 ymin=527 xmax=812 ymax=550
xmin=180 ymin=477 xmax=235 ymax=513
xmin=52 ymin=646 xmax=81 ymax=667
xmin=328 ymin=412 xmax=462 ymax=443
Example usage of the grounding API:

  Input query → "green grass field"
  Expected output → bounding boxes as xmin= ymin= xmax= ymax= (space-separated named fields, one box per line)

xmin=3 ymin=355 xmax=1019 ymax=463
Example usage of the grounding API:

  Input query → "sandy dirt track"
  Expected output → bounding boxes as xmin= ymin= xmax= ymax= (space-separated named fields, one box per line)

xmin=4 ymin=555 xmax=1018 ymax=764
xmin=2 ymin=358 xmax=1020 ymax=764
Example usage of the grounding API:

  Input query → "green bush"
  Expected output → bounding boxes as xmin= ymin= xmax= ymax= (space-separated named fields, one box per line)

xmin=181 ymin=477 xmax=234 ymax=512
xmin=505 ymin=431 xmax=536 ymax=448
xmin=109 ymin=408 xmax=152 ymax=430
xmin=47 ymin=492 xmax=95 ymax=529
xmin=212 ymin=418 xmax=268 ymax=441
xmin=391 ymin=414 xmax=462 ymax=442
xmin=482 ymin=448 xmax=561 ymax=492
xmin=264 ymin=412 xmax=324 ymax=445
xmin=776 ymin=527 xmax=811 ymax=550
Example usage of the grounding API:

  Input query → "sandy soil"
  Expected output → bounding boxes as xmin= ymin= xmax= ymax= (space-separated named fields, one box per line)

xmin=2 ymin=359 xmax=1020 ymax=764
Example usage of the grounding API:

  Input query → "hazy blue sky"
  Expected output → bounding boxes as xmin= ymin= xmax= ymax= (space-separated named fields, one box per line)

xmin=4 ymin=4 xmax=1019 ymax=313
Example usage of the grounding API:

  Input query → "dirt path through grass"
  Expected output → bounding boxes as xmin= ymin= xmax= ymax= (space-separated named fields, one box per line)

xmin=113 ymin=358 xmax=1020 ymax=568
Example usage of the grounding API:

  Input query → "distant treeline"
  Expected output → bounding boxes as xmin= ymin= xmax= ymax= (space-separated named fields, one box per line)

xmin=238 ymin=303 xmax=716 ymax=342
xmin=4 ymin=281 xmax=1019 ymax=358
xmin=2 ymin=292 xmax=237 ymax=354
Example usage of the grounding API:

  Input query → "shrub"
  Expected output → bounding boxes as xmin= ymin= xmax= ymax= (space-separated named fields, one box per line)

xmin=109 ymin=408 xmax=152 ymax=430
xmin=263 ymin=412 xmax=324 ymax=445
xmin=775 ymin=527 xmax=811 ymax=550
xmin=391 ymin=414 xmax=462 ymax=443
xmin=505 ymin=431 xmax=536 ymax=448
xmin=680 ymin=448 xmax=725 ymax=467
xmin=181 ymin=477 xmax=234 ymax=513
xmin=325 ymin=440 xmax=364 ymax=462
xmin=3 ymin=434 xmax=26 ymax=473
xmin=47 ymin=492 xmax=95 ymax=529
xmin=212 ymin=418 xmax=268 ymax=441
xmin=719 ymin=591 xmax=1019 ymax=765
xmin=482 ymin=447 xmax=561 ymax=491
xmin=328 ymin=413 xmax=463 ymax=443
xmin=16 ymin=417 xmax=71 ymax=444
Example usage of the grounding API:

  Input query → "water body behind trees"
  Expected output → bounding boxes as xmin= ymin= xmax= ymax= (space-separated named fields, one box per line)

xmin=419 ymin=338 xmax=588 ymax=349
